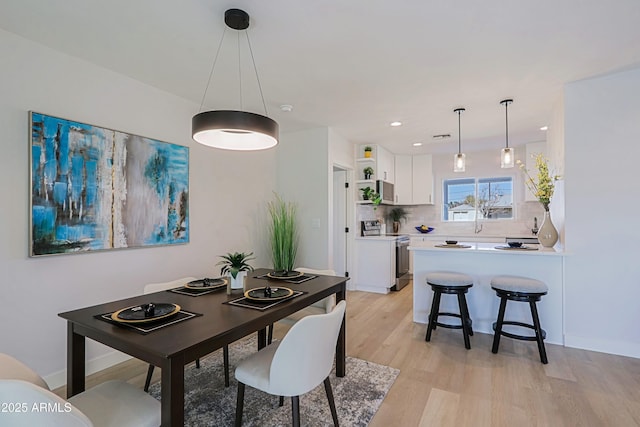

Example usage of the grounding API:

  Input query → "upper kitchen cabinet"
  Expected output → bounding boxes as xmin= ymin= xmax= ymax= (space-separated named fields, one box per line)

xmin=394 ymin=155 xmax=413 ymax=204
xmin=524 ymin=142 xmax=546 ymax=202
xmin=393 ymin=154 xmax=434 ymax=205
xmin=377 ymin=146 xmax=395 ymax=183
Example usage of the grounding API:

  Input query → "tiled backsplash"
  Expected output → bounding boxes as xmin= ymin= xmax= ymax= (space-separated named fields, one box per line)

xmin=357 ymin=201 xmax=547 ymax=237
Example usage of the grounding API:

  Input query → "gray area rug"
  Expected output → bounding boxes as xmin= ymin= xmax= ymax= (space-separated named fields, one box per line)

xmin=149 ymin=335 xmax=399 ymax=426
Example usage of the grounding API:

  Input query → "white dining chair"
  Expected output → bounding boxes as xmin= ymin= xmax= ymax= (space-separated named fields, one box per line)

xmin=142 ymin=276 xmax=230 ymax=390
xmin=0 ymin=353 xmax=160 ymax=427
xmin=235 ymin=300 xmax=346 ymax=427
xmin=266 ymin=267 xmax=337 ymax=344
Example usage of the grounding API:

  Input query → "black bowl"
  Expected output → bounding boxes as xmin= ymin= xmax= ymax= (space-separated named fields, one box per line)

xmin=445 ymin=240 xmax=458 ymax=245
xmin=508 ymin=242 xmax=523 ymax=248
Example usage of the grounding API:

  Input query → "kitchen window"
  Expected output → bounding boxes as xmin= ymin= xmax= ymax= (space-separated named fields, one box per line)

xmin=443 ymin=177 xmax=513 ymax=221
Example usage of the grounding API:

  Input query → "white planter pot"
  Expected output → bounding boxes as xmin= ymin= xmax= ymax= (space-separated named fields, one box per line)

xmin=229 ymin=271 xmax=247 ymax=290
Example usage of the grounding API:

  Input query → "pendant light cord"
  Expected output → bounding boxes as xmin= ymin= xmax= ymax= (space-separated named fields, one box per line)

xmin=457 ymin=109 xmax=462 ymax=154
xmin=238 ymin=31 xmax=243 ymax=110
xmin=198 ymin=27 xmax=228 ymax=113
xmin=504 ymin=102 xmax=509 ymax=149
xmin=245 ymin=31 xmax=270 ymax=117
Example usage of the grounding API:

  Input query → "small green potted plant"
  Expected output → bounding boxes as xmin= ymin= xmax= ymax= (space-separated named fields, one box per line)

xmin=388 ymin=207 xmax=409 ymax=233
xmin=217 ymin=252 xmax=255 ymax=292
xmin=363 ymin=166 xmax=374 ymax=180
xmin=364 ymin=145 xmax=373 ymax=158
xmin=360 ymin=187 xmax=382 ymax=208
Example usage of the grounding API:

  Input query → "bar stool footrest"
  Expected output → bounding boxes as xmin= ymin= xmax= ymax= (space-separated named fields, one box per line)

xmin=434 ymin=312 xmax=464 ymax=330
xmin=492 ymin=321 xmax=546 ymax=341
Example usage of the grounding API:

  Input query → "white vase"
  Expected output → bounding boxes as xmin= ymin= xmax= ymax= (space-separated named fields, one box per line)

xmin=537 ymin=210 xmax=558 ymax=248
xmin=229 ymin=271 xmax=247 ymax=290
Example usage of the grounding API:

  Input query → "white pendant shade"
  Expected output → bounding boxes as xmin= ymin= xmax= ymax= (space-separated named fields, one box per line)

xmin=454 ymin=153 xmax=466 ymax=172
xmin=501 ymin=147 xmax=514 ymax=168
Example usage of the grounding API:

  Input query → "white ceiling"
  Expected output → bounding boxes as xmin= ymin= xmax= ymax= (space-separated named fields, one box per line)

xmin=1 ymin=0 xmax=640 ymax=154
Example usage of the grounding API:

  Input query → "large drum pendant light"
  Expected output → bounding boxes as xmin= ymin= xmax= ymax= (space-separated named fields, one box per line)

xmin=453 ymin=108 xmax=466 ymax=173
xmin=192 ymin=9 xmax=278 ymax=150
xmin=500 ymin=99 xmax=514 ymax=168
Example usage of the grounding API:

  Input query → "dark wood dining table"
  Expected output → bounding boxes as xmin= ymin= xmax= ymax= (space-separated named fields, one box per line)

xmin=58 ymin=268 xmax=348 ymax=427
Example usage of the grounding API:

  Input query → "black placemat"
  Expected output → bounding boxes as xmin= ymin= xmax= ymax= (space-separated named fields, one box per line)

xmin=253 ymin=274 xmax=317 ymax=284
xmin=225 ymin=291 xmax=305 ymax=311
xmin=96 ymin=310 xmax=201 ymax=334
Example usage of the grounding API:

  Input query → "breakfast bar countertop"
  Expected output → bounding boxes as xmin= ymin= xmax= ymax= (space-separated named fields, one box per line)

xmin=409 ymin=240 xmax=565 ymax=256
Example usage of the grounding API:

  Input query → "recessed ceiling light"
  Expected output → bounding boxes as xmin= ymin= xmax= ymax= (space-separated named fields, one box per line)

xmin=280 ymin=104 xmax=293 ymax=112
xmin=432 ymin=134 xmax=451 ymax=140
xmin=540 ymin=126 xmax=548 ymax=131
xmin=390 ymin=121 xmax=402 ymax=127
xmin=413 ymin=142 xmax=423 ymax=147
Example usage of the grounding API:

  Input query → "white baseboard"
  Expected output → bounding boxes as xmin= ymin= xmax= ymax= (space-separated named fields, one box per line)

xmin=44 ymin=351 xmax=133 ymax=390
xmin=564 ymin=334 xmax=640 ymax=359
xmin=354 ymin=285 xmax=390 ymax=294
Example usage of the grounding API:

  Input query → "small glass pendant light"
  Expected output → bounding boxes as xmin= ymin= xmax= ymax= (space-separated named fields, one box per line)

xmin=500 ymin=99 xmax=514 ymax=168
xmin=453 ymin=108 xmax=466 ymax=172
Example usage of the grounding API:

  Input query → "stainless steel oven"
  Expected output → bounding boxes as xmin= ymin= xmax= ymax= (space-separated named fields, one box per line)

xmin=393 ymin=235 xmax=411 ymax=291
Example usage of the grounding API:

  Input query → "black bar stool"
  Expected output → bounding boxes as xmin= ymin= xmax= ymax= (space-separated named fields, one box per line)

xmin=425 ymin=271 xmax=474 ymax=349
xmin=490 ymin=275 xmax=549 ymax=364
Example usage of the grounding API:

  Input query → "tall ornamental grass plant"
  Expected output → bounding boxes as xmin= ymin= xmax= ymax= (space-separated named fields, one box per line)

xmin=267 ymin=194 xmax=299 ymax=272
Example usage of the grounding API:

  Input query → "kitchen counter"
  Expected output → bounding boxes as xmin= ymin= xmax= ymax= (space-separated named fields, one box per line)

xmin=410 ymin=240 xmax=564 ymax=256
xmin=411 ymin=240 xmax=565 ymax=345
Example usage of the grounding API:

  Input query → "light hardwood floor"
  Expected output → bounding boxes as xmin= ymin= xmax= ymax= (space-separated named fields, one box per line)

xmin=55 ymin=282 xmax=640 ymax=426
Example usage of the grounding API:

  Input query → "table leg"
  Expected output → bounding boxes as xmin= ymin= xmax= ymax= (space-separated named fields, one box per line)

xmin=257 ymin=328 xmax=267 ymax=350
xmin=336 ymin=285 xmax=346 ymax=377
xmin=161 ymin=355 xmax=184 ymax=427
xmin=66 ymin=322 xmax=85 ymax=397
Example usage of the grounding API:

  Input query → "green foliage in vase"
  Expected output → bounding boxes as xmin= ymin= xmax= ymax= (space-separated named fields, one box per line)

xmin=517 ymin=154 xmax=561 ymax=211
xmin=267 ymin=194 xmax=299 ymax=272
xmin=217 ymin=252 xmax=255 ymax=279
xmin=388 ymin=207 xmax=408 ymax=222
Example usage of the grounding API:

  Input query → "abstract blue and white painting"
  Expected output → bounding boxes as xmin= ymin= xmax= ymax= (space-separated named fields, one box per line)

xmin=29 ymin=112 xmax=189 ymax=256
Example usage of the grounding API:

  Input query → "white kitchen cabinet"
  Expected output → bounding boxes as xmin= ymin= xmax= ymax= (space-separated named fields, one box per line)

xmin=524 ymin=142 xmax=546 ymax=202
xmin=394 ymin=155 xmax=412 ymax=204
xmin=355 ymin=238 xmax=395 ymax=294
xmin=377 ymin=145 xmax=395 ymax=183
xmin=392 ymin=154 xmax=434 ymax=205
xmin=412 ymin=154 xmax=434 ymax=205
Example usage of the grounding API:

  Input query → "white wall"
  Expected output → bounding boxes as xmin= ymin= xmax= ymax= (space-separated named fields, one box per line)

xmin=563 ymin=67 xmax=640 ymax=357
xmin=276 ymin=127 xmax=330 ymax=269
xmin=0 ymin=29 xmax=277 ymax=385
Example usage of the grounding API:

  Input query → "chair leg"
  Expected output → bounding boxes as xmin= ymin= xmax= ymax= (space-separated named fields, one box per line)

xmin=460 ymin=292 xmax=474 ymax=336
xmin=224 ymin=345 xmax=230 ymax=387
xmin=144 ymin=364 xmax=154 ymax=392
xmin=324 ymin=377 xmax=339 ymax=426
xmin=279 ymin=396 xmax=284 ymax=407
xmin=529 ymin=301 xmax=549 ymax=364
xmin=492 ymin=297 xmax=508 ymax=354
xmin=457 ymin=293 xmax=471 ymax=350
xmin=235 ymin=382 xmax=245 ymax=427
xmin=291 ymin=396 xmax=300 ymax=427
xmin=267 ymin=323 xmax=274 ymax=345
xmin=425 ymin=289 xmax=441 ymax=342
xmin=195 ymin=358 xmax=200 ymax=369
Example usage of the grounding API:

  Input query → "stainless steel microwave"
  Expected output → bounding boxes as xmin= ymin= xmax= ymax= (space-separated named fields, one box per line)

xmin=376 ymin=180 xmax=394 ymax=204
